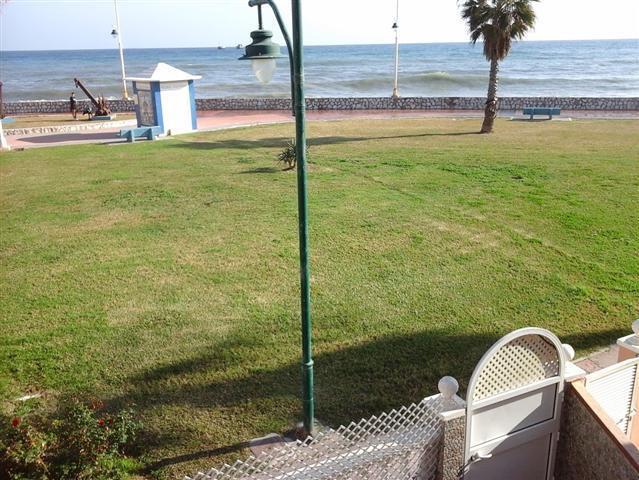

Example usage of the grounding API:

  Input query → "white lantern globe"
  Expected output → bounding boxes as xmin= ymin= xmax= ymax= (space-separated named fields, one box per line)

xmin=251 ymin=58 xmax=277 ymax=84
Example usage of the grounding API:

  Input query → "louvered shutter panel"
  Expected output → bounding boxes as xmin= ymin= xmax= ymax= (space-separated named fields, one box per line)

xmin=586 ymin=362 xmax=637 ymax=434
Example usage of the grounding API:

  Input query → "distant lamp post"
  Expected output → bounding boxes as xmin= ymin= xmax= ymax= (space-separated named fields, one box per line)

xmin=240 ymin=0 xmax=314 ymax=436
xmin=391 ymin=0 xmax=400 ymax=98
xmin=111 ymin=0 xmax=129 ymax=100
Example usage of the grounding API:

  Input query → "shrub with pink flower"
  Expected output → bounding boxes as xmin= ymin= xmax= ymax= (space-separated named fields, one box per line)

xmin=0 ymin=400 xmax=141 ymax=479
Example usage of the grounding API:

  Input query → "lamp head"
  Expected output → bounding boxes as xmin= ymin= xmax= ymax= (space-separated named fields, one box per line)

xmin=239 ymin=29 xmax=283 ymax=84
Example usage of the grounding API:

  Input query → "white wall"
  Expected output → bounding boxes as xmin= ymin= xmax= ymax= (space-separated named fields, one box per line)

xmin=159 ymin=82 xmax=193 ymax=134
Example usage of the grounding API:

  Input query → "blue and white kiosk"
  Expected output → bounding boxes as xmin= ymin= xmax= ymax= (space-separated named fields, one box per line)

xmin=126 ymin=63 xmax=201 ymax=136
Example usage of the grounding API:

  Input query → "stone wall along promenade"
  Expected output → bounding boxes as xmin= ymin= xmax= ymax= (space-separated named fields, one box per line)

xmin=4 ymin=99 xmax=135 ymax=115
xmin=4 ymin=96 xmax=638 ymax=115
xmin=210 ymin=96 xmax=639 ymax=111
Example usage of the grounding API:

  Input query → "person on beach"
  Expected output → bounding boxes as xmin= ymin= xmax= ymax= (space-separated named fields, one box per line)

xmin=70 ymin=92 xmax=77 ymax=119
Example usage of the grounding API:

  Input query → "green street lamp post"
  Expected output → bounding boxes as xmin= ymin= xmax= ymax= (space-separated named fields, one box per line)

xmin=240 ymin=0 xmax=314 ymax=436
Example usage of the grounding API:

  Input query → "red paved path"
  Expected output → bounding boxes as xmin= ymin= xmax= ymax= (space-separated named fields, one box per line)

xmin=6 ymin=109 xmax=637 ymax=150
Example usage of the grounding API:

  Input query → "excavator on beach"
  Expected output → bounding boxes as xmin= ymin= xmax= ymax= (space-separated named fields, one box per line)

xmin=73 ymin=78 xmax=111 ymax=117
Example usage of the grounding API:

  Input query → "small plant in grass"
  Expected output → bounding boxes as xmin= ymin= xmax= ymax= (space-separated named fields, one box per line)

xmin=277 ymin=139 xmax=309 ymax=170
xmin=0 ymin=400 xmax=141 ymax=480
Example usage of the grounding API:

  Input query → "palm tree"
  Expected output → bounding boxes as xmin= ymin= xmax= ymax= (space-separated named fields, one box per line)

xmin=460 ymin=0 xmax=538 ymax=133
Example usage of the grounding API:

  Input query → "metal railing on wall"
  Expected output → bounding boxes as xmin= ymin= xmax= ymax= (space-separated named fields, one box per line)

xmin=185 ymin=383 xmax=461 ymax=480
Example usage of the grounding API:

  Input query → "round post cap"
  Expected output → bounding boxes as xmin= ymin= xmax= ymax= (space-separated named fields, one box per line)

xmin=438 ymin=376 xmax=459 ymax=399
xmin=562 ymin=344 xmax=575 ymax=361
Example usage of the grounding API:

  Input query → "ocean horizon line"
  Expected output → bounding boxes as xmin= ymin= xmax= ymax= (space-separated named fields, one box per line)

xmin=2 ymin=37 xmax=638 ymax=54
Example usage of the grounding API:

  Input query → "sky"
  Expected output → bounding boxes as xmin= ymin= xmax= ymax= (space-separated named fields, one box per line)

xmin=1 ymin=0 xmax=638 ymax=51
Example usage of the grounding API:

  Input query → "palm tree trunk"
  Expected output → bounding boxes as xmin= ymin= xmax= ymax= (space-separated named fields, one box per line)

xmin=481 ymin=58 xmax=499 ymax=133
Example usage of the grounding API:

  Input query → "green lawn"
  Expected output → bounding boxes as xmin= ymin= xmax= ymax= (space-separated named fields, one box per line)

xmin=1 ymin=118 xmax=637 ymax=478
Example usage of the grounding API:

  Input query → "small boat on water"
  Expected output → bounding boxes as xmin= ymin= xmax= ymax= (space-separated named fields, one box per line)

xmin=236 ymin=44 xmax=243 ymax=49
xmin=217 ymin=46 xmax=225 ymax=50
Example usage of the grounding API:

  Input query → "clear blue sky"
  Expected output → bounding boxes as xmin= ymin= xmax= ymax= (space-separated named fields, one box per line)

xmin=1 ymin=0 xmax=638 ymax=51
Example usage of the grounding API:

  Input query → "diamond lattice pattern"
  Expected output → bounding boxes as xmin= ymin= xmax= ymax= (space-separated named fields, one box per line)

xmin=472 ymin=334 xmax=560 ymax=401
xmin=186 ymin=395 xmax=446 ymax=480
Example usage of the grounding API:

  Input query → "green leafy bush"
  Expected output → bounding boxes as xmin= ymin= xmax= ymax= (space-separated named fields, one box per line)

xmin=0 ymin=400 xmax=141 ymax=480
xmin=277 ymin=139 xmax=309 ymax=170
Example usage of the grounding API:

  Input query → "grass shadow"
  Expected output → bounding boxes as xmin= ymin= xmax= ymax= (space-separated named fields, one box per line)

xmin=108 ymin=325 xmax=624 ymax=475
xmin=172 ymin=131 xmax=482 ymax=151
xmin=18 ymin=132 xmax=121 ymax=144
xmin=237 ymin=166 xmax=280 ymax=174
xmin=509 ymin=118 xmax=557 ymax=122
xmin=141 ymin=442 xmax=249 ymax=474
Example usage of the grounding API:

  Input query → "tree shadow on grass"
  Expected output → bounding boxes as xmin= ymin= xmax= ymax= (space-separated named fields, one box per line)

xmin=18 ymin=132 xmax=123 ymax=144
xmin=141 ymin=442 xmax=249 ymax=474
xmin=237 ymin=166 xmax=280 ymax=174
xmin=171 ymin=131 xmax=482 ymax=151
xmin=108 ymin=325 xmax=624 ymax=474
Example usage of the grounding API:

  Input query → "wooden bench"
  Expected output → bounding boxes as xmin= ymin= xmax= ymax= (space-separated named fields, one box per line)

xmin=118 ymin=126 xmax=162 ymax=143
xmin=523 ymin=107 xmax=561 ymax=120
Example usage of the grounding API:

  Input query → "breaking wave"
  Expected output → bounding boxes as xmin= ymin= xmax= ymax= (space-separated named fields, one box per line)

xmin=3 ymin=40 xmax=638 ymax=100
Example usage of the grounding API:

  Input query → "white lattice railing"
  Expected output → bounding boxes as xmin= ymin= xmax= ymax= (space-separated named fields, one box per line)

xmin=186 ymin=392 xmax=451 ymax=480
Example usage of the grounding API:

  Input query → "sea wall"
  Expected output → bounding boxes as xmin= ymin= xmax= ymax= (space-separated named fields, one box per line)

xmin=2 ymin=99 xmax=134 ymax=116
xmin=196 ymin=97 xmax=639 ymax=111
xmin=3 ymin=96 xmax=638 ymax=115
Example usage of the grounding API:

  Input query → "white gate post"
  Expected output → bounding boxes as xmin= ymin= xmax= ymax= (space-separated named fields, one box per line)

xmin=563 ymin=343 xmax=586 ymax=382
xmin=437 ymin=376 xmax=466 ymax=480
xmin=617 ymin=319 xmax=639 ymax=362
xmin=0 ymin=121 xmax=10 ymax=151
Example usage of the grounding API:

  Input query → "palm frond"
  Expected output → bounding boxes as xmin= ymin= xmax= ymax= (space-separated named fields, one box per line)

xmin=459 ymin=0 xmax=538 ymax=60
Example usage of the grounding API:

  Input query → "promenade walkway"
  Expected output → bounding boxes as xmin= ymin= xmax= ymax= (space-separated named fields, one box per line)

xmin=5 ymin=109 xmax=638 ymax=150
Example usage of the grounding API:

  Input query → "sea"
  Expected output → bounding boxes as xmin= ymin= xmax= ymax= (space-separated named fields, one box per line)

xmin=1 ymin=39 xmax=638 ymax=102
